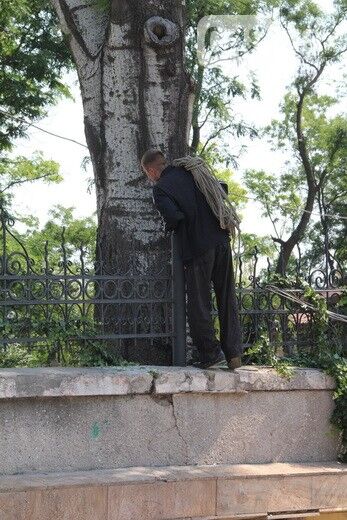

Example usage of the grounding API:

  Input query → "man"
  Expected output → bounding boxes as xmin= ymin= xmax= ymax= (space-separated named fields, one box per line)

xmin=141 ymin=149 xmax=242 ymax=370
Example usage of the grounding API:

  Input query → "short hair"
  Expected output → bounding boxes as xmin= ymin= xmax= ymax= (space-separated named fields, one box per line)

xmin=141 ymin=149 xmax=164 ymax=170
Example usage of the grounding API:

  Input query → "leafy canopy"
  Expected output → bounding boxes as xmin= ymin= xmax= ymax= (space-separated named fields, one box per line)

xmin=0 ymin=0 xmax=72 ymax=151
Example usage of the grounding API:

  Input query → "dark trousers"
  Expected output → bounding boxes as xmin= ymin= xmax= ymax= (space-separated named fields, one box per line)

xmin=184 ymin=242 xmax=242 ymax=363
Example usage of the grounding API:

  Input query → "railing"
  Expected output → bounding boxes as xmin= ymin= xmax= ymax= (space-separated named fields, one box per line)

xmin=0 ymin=203 xmax=346 ymax=365
xmin=0 ymin=205 xmax=175 ymax=364
xmin=211 ymin=244 xmax=346 ymax=357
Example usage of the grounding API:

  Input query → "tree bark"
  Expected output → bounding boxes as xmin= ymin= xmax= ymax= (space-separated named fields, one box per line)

xmin=274 ymin=89 xmax=319 ymax=275
xmin=51 ymin=0 xmax=195 ymax=362
xmin=189 ymin=63 xmax=204 ymax=154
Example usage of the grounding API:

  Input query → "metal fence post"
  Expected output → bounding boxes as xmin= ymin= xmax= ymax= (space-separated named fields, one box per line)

xmin=171 ymin=232 xmax=186 ymax=366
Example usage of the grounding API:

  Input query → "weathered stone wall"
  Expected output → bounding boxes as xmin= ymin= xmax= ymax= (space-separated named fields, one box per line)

xmin=0 ymin=366 xmax=341 ymax=476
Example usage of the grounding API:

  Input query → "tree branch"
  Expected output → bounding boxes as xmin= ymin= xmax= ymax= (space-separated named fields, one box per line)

xmin=200 ymin=123 xmax=233 ymax=153
xmin=197 ymin=107 xmax=214 ymax=130
xmin=0 ymin=173 xmax=54 ymax=193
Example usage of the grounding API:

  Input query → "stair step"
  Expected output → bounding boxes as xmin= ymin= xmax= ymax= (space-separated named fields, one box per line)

xmin=0 ymin=461 xmax=346 ymax=520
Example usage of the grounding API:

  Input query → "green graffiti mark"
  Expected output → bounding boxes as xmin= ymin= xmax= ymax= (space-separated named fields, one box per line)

xmin=91 ymin=422 xmax=101 ymax=439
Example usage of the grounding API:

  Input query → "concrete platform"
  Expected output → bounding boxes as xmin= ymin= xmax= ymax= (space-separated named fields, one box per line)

xmin=0 ymin=462 xmax=346 ymax=519
xmin=0 ymin=366 xmax=342 ymax=475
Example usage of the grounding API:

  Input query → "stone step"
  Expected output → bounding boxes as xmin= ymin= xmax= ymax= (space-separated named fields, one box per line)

xmin=0 ymin=462 xmax=346 ymax=520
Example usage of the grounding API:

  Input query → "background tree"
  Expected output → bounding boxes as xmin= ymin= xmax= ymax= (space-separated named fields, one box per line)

xmin=244 ymin=0 xmax=347 ymax=274
xmin=0 ymin=0 xmax=72 ymax=234
xmin=22 ymin=205 xmax=96 ymax=265
xmin=302 ymin=110 xmax=347 ymax=273
xmin=185 ymin=0 xmax=269 ymax=165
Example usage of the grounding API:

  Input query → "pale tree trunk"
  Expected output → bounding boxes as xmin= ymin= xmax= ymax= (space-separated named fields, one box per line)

xmin=51 ymin=0 xmax=195 ymax=363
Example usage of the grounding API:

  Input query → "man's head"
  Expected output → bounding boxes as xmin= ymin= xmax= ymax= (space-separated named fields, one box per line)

xmin=141 ymin=149 xmax=168 ymax=182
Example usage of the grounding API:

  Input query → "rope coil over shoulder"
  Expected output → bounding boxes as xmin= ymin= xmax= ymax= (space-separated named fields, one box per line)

xmin=171 ymin=155 xmax=241 ymax=239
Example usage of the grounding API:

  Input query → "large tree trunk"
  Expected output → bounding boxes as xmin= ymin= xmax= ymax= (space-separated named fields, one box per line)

xmin=51 ymin=0 xmax=195 ymax=363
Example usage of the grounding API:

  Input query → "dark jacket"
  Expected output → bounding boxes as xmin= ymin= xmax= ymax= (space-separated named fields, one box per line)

xmin=152 ymin=164 xmax=230 ymax=265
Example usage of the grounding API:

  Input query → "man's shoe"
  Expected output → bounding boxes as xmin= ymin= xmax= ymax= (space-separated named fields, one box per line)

xmin=227 ymin=356 xmax=242 ymax=370
xmin=193 ymin=351 xmax=226 ymax=369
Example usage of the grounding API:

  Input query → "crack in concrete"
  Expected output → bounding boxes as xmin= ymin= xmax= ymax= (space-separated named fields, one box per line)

xmin=184 ymin=372 xmax=193 ymax=389
xmin=170 ymin=395 xmax=189 ymax=464
xmin=145 ymin=375 xmax=190 ymax=462
xmin=149 ymin=374 xmax=156 ymax=395
xmin=205 ymin=371 xmax=216 ymax=391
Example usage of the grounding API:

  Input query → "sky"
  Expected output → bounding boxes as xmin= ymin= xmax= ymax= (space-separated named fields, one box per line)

xmin=9 ymin=2 xmax=346 ymax=240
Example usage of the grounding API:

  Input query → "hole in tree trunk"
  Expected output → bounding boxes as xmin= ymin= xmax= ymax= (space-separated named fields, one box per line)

xmin=152 ymin=24 xmax=167 ymax=40
xmin=144 ymin=16 xmax=179 ymax=46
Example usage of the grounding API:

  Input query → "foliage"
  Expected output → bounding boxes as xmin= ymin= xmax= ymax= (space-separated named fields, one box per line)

xmin=1 ymin=312 xmax=137 ymax=369
xmin=0 ymin=203 xmax=97 ymax=271
xmin=242 ymin=0 xmax=347 ymax=273
xmin=244 ymin=96 xmax=347 ymax=272
xmin=243 ymin=332 xmax=295 ymax=378
xmin=238 ymin=234 xmax=276 ymax=260
xmin=0 ymin=318 xmax=132 ymax=368
xmin=186 ymin=0 xmax=271 ymax=165
xmin=243 ymin=168 xmax=303 ymax=237
xmin=21 ymin=205 xmax=97 ymax=264
xmin=287 ymin=281 xmax=347 ymax=462
xmin=0 ymin=152 xmax=62 ymax=208
xmin=0 ymin=0 xmax=72 ymax=151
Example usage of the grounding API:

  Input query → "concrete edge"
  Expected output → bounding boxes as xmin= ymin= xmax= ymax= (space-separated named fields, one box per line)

xmin=0 ymin=365 xmax=336 ymax=399
xmin=0 ymin=462 xmax=345 ymax=493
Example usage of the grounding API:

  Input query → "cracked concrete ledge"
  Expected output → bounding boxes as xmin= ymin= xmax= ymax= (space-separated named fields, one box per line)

xmin=0 ymin=365 xmax=335 ymax=399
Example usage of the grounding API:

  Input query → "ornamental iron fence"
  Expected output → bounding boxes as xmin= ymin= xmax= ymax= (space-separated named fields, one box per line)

xmin=0 ymin=203 xmax=346 ymax=366
xmin=220 ymin=243 xmax=346 ymax=357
